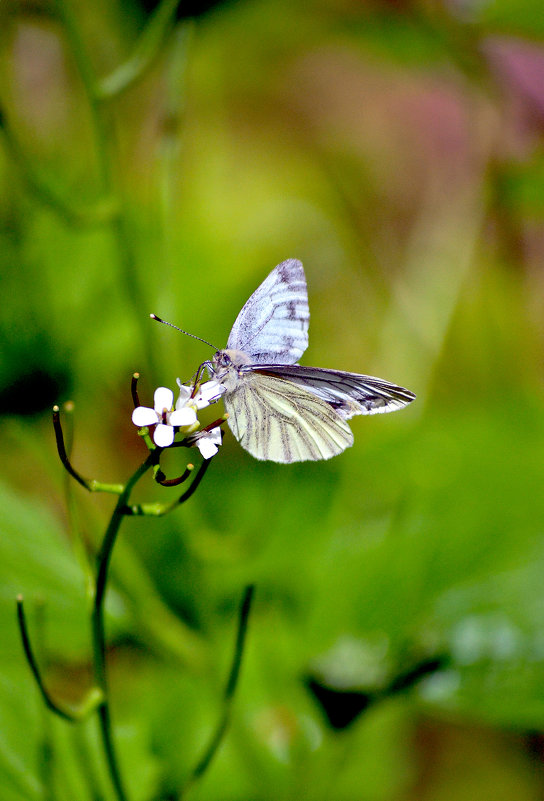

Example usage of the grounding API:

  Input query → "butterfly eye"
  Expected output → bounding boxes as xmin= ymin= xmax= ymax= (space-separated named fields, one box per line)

xmin=214 ymin=352 xmax=232 ymax=368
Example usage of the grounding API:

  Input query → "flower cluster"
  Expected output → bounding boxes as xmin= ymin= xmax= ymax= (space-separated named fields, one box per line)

xmin=132 ymin=379 xmax=225 ymax=458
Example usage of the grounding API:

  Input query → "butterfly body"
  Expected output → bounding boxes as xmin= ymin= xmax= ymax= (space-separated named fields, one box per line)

xmin=208 ymin=259 xmax=415 ymax=463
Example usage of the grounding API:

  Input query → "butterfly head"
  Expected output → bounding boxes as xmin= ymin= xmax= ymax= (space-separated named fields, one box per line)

xmin=211 ymin=348 xmax=252 ymax=390
xmin=212 ymin=350 xmax=233 ymax=371
xmin=213 ymin=349 xmax=251 ymax=369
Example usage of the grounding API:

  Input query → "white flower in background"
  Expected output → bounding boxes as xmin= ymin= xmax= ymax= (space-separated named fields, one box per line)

xmin=132 ymin=386 xmax=197 ymax=448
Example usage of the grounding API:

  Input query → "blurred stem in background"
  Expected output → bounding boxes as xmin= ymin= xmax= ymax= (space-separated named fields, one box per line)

xmin=53 ymin=0 xmax=187 ymax=377
xmin=179 ymin=584 xmax=255 ymax=800
xmin=1 ymin=0 xmax=191 ymax=377
xmin=155 ymin=22 xmax=195 ymax=324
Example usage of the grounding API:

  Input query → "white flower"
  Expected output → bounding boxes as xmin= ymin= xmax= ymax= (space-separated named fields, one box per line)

xmin=176 ymin=379 xmax=225 ymax=459
xmin=191 ymin=427 xmax=222 ymax=460
xmin=132 ymin=380 xmax=225 ymax=450
xmin=132 ymin=386 xmax=197 ymax=448
xmin=176 ymin=378 xmax=225 ymax=409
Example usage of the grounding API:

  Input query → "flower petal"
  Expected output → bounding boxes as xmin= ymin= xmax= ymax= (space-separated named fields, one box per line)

xmin=154 ymin=387 xmax=174 ymax=413
xmin=132 ymin=406 xmax=159 ymax=427
xmin=175 ymin=380 xmax=192 ymax=408
xmin=153 ymin=423 xmax=175 ymax=448
xmin=196 ymin=428 xmax=222 ymax=459
xmin=193 ymin=380 xmax=225 ymax=409
xmin=169 ymin=407 xmax=197 ymax=427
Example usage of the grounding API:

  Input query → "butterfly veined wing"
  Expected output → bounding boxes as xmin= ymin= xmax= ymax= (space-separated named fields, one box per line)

xmin=209 ymin=258 xmax=415 ymax=462
xmin=226 ymin=259 xmax=309 ymax=365
xmin=224 ymin=371 xmax=353 ymax=462
xmin=250 ymin=364 xmax=416 ymax=417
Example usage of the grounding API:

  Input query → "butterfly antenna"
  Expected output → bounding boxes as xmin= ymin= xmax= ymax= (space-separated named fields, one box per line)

xmin=150 ymin=314 xmax=218 ymax=351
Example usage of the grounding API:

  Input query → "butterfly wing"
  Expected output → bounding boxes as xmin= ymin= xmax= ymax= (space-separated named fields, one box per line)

xmin=216 ymin=258 xmax=414 ymax=462
xmin=226 ymin=259 xmax=309 ymax=365
xmin=250 ymin=364 xmax=416 ymax=417
xmin=224 ymin=372 xmax=353 ymax=462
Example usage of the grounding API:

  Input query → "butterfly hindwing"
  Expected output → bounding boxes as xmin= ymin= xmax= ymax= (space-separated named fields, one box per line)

xmin=226 ymin=259 xmax=309 ymax=365
xmin=224 ymin=372 xmax=353 ymax=463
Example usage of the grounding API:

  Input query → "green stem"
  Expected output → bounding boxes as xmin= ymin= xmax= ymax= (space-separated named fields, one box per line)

xmin=34 ymin=602 xmax=56 ymax=801
xmin=0 ymin=113 xmax=117 ymax=226
xmin=90 ymin=454 xmax=155 ymax=801
xmin=72 ymin=725 xmax=107 ymax=801
xmin=53 ymin=0 xmax=159 ymax=375
xmin=53 ymin=406 xmax=125 ymax=494
xmin=16 ymin=596 xmax=102 ymax=723
xmin=97 ymin=0 xmax=183 ymax=99
xmin=53 ymin=0 xmax=111 ymax=192
xmin=125 ymin=460 xmax=210 ymax=516
xmin=180 ymin=585 xmax=255 ymax=798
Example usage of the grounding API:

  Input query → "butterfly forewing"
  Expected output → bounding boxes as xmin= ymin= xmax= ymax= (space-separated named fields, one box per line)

xmin=250 ymin=364 xmax=416 ymax=417
xmin=226 ymin=258 xmax=309 ymax=365
xmin=224 ymin=372 xmax=353 ymax=462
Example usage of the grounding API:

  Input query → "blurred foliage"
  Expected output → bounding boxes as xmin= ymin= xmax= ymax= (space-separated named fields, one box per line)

xmin=1 ymin=0 xmax=544 ymax=799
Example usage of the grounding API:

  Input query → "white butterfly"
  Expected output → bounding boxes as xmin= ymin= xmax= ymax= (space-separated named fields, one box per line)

xmin=207 ymin=259 xmax=415 ymax=463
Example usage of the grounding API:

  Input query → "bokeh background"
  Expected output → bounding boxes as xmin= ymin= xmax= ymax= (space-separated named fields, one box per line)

xmin=2 ymin=0 xmax=544 ymax=798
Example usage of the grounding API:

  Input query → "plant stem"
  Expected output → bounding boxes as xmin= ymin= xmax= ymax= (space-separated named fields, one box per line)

xmin=16 ymin=597 xmax=81 ymax=723
xmin=53 ymin=406 xmax=125 ymax=494
xmin=53 ymin=0 xmax=158 ymax=375
xmin=180 ymin=585 xmax=255 ymax=797
xmin=125 ymin=460 xmax=210 ymax=516
xmin=97 ymin=0 xmax=183 ymax=99
xmin=0 ymin=111 xmax=116 ymax=225
xmin=53 ymin=0 xmax=111 ymax=191
xmin=91 ymin=454 xmax=155 ymax=801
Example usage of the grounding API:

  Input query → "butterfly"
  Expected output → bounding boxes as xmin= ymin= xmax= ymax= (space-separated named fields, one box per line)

xmin=205 ymin=259 xmax=415 ymax=463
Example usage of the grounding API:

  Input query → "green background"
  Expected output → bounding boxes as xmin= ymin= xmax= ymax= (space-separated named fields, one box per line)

xmin=1 ymin=0 xmax=544 ymax=798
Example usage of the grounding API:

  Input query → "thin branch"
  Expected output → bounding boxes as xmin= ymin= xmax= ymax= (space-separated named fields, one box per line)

xmin=201 ymin=416 xmax=228 ymax=433
xmin=59 ymin=405 xmax=96 ymax=584
xmin=97 ymin=0 xmax=183 ymax=99
xmin=34 ymin=601 xmax=56 ymax=801
xmin=124 ymin=459 xmax=210 ymax=516
xmin=170 ymin=458 xmax=210 ymax=505
xmin=155 ymin=464 xmax=194 ymax=487
xmin=131 ymin=373 xmax=141 ymax=408
xmin=180 ymin=585 xmax=255 ymax=797
xmin=72 ymin=725 xmax=109 ymax=801
xmin=53 ymin=407 xmax=125 ymax=494
xmin=53 ymin=0 xmax=111 ymax=190
xmin=91 ymin=453 xmax=155 ymax=801
xmin=16 ymin=596 xmax=102 ymax=723
xmin=52 ymin=406 xmax=90 ymax=491
xmin=224 ymin=586 xmax=255 ymax=699
xmin=54 ymin=0 xmax=159 ymax=376
xmin=0 ymin=111 xmax=118 ymax=226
